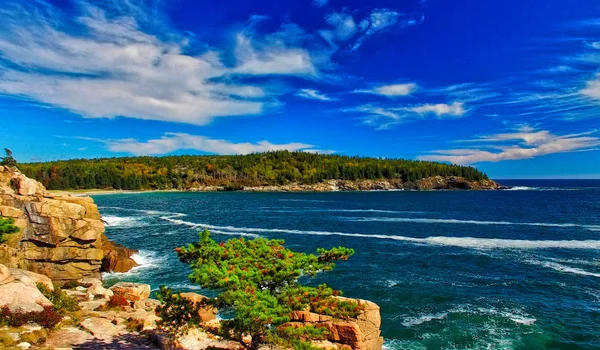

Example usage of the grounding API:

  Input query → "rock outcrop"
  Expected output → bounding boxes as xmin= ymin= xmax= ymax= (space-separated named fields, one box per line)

xmin=0 ymin=264 xmax=53 ymax=312
xmin=285 ymin=297 xmax=383 ymax=350
xmin=0 ymin=166 xmax=137 ymax=284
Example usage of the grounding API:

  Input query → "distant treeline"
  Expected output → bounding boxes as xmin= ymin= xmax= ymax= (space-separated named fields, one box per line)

xmin=19 ymin=151 xmax=488 ymax=190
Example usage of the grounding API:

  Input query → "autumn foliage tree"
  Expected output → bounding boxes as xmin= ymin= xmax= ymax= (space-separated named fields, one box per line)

xmin=160 ymin=229 xmax=359 ymax=350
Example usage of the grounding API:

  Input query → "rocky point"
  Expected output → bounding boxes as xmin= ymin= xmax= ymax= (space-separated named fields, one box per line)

xmin=0 ymin=166 xmax=137 ymax=284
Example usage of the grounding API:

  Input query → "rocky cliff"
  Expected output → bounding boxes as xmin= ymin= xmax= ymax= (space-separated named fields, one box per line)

xmin=0 ymin=166 xmax=137 ymax=284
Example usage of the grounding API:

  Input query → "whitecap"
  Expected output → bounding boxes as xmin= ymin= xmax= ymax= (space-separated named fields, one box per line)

xmin=401 ymin=313 xmax=448 ymax=327
xmin=524 ymin=260 xmax=600 ymax=278
xmin=158 ymin=217 xmax=600 ymax=250
xmin=347 ymin=216 xmax=600 ymax=231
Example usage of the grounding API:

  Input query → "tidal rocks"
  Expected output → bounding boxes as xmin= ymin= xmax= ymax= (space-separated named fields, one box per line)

xmin=0 ymin=166 xmax=137 ymax=284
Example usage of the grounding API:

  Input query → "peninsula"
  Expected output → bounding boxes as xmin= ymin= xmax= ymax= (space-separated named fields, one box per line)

xmin=19 ymin=151 xmax=502 ymax=192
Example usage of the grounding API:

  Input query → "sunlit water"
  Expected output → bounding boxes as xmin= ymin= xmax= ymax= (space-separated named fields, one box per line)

xmin=95 ymin=180 xmax=600 ymax=349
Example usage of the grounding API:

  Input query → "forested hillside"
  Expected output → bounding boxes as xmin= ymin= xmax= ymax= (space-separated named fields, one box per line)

xmin=18 ymin=151 xmax=488 ymax=190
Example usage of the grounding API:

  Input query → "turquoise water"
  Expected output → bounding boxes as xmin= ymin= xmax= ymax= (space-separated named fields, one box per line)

xmin=95 ymin=180 xmax=600 ymax=349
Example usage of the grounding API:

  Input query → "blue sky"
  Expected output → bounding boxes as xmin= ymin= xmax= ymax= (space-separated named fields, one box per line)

xmin=1 ymin=0 xmax=600 ymax=178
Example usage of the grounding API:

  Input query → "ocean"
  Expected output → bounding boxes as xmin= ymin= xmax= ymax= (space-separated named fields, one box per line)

xmin=95 ymin=179 xmax=600 ymax=349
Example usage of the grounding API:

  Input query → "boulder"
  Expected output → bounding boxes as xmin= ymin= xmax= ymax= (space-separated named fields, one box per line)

xmin=88 ymin=283 xmax=113 ymax=298
xmin=180 ymin=292 xmax=218 ymax=321
xmin=8 ymin=268 xmax=54 ymax=291
xmin=110 ymin=282 xmax=151 ymax=301
xmin=0 ymin=264 xmax=53 ymax=312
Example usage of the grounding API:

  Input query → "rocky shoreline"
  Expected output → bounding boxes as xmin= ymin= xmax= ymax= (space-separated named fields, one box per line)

xmin=186 ymin=176 xmax=504 ymax=192
xmin=57 ymin=176 xmax=505 ymax=196
xmin=0 ymin=167 xmax=386 ymax=349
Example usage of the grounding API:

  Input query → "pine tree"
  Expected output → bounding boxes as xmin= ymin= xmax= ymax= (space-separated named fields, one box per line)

xmin=0 ymin=148 xmax=17 ymax=167
xmin=158 ymin=230 xmax=359 ymax=350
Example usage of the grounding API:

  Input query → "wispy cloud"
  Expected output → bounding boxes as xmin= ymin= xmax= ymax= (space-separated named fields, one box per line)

xmin=0 ymin=1 xmax=324 ymax=126
xmin=296 ymin=88 xmax=336 ymax=101
xmin=419 ymin=127 xmax=600 ymax=164
xmin=71 ymin=133 xmax=328 ymax=156
xmin=352 ymin=101 xmax=466 ymax=129
xmin=319 ymin=11 xmax=358 ymax=48
xmin=354 ymin=83 xmax=418 ymax=97
xmin=352 ymin=9 xmax=421 ymax=50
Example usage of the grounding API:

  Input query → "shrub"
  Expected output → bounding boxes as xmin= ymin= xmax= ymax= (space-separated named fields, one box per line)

xmin=36 ymin=283 xmax=81 ymax=314
xmin=61 ymin=280 xmax=83 ymax=289
xmin=19 ymin=329 xmax=49 ymax=345
xmin=108 ymin=294 xmax=130 ymax=307
xmin=0 ymin=305 xmax=62 ymax=329
xmin=0 ymin=216 xmax=19 ymax=244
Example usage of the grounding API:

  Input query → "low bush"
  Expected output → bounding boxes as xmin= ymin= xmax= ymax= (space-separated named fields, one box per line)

xmin=19 ymin=329 xmax=49 ymax=345
xmin=0 ymin=216 xmax=19 ymax=244
xmin=0 ymin=305 xmax=62 ymax=329
xmin=109 ymin=294 xmax=130 ymax=307
xmin=61 ymin=280 xmax=83 ymax=289
xmin=36 ymin=283 xmax=81 ymax=314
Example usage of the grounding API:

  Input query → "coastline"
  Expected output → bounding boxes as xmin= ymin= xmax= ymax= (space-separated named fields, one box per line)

xmin=48 ymin=176 xmax=506 ymax=196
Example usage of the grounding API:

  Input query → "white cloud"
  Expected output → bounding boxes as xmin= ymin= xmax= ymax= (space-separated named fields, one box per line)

xmin=419 ymin=127 xmax=600 ymax=164
xmin=410 ymin=102 xmax=465 ymax=116
xmin=352 ymin=102 xmax=465 ymax=128
xmin=0 ymin=1 xmax=322 ymax=126
xmin=355 ymin=83 xmax=417 ymax=97
xmin=233 ymin=24 xmax=318 ymax=77
xmin=581 ymin=74 xmax=600 ymax=100
xmin=87 ymin=133 xmax=325 ymax=155
xmin=296 ymin=89 xmax=336 ymax=101
xmin=319 ymin=12 xmax=357 ymax=48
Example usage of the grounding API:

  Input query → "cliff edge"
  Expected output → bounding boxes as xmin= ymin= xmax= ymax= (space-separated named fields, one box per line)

xmin=0 ymin=166 xmax=137 ymax=284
